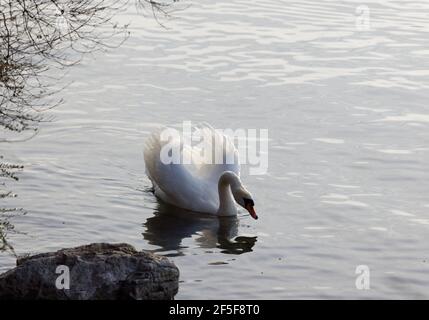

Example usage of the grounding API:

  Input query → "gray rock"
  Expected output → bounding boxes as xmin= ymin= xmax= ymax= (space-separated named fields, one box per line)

xmin=0 ymin=243 xmax=179 ymax=300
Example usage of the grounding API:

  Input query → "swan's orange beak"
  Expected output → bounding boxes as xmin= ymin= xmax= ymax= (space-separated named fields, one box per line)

xmin=246 ymin=203 xmax=258 ymax=220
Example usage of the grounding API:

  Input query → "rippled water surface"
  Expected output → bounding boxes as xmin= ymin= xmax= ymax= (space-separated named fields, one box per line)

xmin=2 ymin=0 xmax=429 ymax=299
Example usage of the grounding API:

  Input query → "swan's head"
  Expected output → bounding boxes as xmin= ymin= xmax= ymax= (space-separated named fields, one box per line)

xmin=233 ymin=188 xmax=258 ymax=220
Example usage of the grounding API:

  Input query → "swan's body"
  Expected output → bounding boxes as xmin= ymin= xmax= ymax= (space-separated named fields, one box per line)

xmin=144 ymin=124 xmax=257 ymax=219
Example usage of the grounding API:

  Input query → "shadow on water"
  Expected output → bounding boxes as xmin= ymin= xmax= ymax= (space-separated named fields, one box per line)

xmin=142 ymin=202 xmax=257 ymax=257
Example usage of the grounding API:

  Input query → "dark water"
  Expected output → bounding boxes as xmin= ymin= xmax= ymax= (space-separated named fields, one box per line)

xmin=2 ymin=0 xmax=429 ymax=299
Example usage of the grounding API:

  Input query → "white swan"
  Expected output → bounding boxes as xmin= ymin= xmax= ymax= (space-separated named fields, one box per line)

xmin=144 ymin=123 xmax=257 ymax=219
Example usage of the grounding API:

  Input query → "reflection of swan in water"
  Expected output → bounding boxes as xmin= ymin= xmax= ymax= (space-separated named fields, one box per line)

xmin=142 ymin=202 xmax=257 ymax=256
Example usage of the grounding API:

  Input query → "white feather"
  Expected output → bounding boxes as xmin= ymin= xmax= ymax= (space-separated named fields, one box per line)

xmin=144 ymin=123 xmax=240 ymax=215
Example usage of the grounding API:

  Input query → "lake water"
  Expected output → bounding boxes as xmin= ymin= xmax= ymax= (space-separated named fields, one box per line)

xmin=2 ymin=0 xmax=429 ymax=299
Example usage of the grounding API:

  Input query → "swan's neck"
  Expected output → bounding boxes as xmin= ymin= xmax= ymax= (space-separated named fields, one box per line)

xmin=217 ymin=171 xmax=240 ymax=216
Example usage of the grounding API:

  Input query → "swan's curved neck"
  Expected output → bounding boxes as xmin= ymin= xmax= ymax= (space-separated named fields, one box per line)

xmin=217 ymin=171 xmax=240 ymax=216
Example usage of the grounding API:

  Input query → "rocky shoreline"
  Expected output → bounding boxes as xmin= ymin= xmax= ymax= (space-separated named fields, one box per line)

xmin=0 ymin=243 xmax=179 ymax=300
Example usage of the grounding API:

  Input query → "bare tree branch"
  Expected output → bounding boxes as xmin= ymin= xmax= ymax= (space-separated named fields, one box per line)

xmin=0 ymin=0 xmax=180 ymax=255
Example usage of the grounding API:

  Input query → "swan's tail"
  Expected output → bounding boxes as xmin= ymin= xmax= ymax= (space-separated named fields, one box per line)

xmin=143 ymin=128 xmax=164 ymax=183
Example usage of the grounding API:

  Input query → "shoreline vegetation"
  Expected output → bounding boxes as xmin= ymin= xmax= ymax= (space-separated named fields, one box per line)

xmin=0 ymin=0 xmax=179 ymax=254
xmin=0 ymin=157 xmax=24 ymax=255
